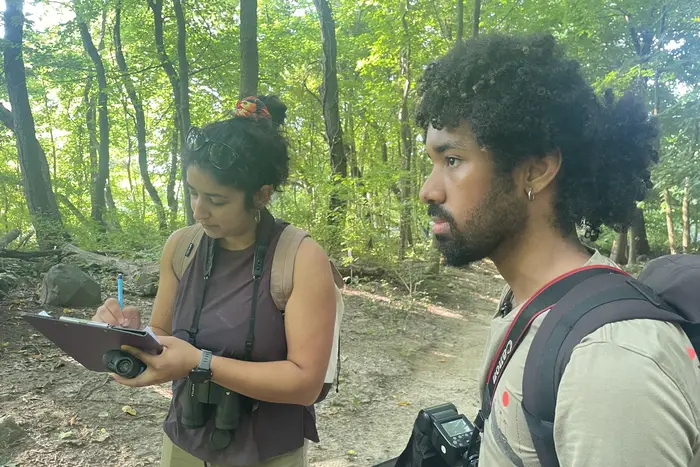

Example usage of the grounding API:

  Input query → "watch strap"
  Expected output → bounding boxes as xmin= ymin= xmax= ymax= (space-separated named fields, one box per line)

xmin=198 ymin=350 xmax=213 ymax=371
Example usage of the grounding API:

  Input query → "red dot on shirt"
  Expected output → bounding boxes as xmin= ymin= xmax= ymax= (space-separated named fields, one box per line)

xmin=687 ymin=346 xmax=696 ymax=360
xmin=502 ymin=390 xmax=510 ymax=407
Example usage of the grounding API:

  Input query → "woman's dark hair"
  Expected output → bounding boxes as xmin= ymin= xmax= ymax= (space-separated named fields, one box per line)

xmin=415 ymin=33 xmax=660 ymax=240
xmin=184 ymin=94 xmax=290 ymax=208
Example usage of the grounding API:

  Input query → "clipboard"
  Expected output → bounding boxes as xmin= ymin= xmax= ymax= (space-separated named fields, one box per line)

xmin=22 ymin=312 xmax=163 ymax=373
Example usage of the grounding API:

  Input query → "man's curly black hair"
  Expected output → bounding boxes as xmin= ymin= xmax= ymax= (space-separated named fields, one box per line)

xmin=415 ymin=33 xmax=660 ymax=240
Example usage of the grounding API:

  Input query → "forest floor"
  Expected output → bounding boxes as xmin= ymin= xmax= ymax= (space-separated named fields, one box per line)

xmin=0 ymin=258 xmax=507 ymax=467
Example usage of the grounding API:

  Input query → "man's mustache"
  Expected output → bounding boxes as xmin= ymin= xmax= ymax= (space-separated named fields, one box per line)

xmin=427 ymin=203 xmax=455 ymax=225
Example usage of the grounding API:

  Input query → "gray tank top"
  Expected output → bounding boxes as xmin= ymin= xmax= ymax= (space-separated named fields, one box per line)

xmin=163 ymin=211 xmax=319 ymax=465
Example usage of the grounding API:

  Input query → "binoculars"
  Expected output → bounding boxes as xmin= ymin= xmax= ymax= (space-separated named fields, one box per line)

xmin=182 ymin=378 xmax=242 ymax=449
xmin=102 ymin=349 xmax=146 ymax=378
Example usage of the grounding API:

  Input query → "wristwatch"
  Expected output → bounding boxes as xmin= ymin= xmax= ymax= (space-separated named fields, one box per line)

xmin=189 ymin=349 xmax=213 ymax=383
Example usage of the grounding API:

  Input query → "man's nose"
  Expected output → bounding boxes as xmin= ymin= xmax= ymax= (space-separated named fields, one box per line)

xmin=419 ymin=169 xmax=445 ymax=205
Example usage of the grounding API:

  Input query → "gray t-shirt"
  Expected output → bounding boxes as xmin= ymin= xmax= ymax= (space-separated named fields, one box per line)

xmin=477 ymin=251 xmax=700 ymax=466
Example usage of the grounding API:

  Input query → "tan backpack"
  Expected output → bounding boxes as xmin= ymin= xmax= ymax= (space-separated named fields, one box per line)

xmin=171 ymin=222 xmax=344 ymax=403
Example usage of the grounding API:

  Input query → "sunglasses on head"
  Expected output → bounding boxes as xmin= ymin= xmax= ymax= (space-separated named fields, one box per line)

xmin=186 ymin=126 xmax=240 ymax=170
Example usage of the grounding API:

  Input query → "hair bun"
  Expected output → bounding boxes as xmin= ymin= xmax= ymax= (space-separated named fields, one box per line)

xmin=259 ymin=95 xmax=287 ymax=127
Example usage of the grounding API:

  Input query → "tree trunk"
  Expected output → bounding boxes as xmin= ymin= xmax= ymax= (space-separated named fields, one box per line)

xmin=122 ymin=97 xmax=137 ymax=206
xmin=456 ymin=0 xmax=464 ymax=42
xmin=472 ymin=0 xmax=481 ymax=37
xmin=3 ymin=0 xmax=64 ymax=248
xmin=312 ymin=0 xmax=347 ymax=231
xmin=682 ymin=177 xmax=690 ymax=253
xmin=148 ymin=0 xmax=194 ymax=225
xmin=663 ymin=188 xmax=677 ymax=254
xmin=167 ymin=124 xmax=179 ymax=229
xmin=114 ymin=2 xmax=168 ymax=232
xmin=627 ymin=228 xmax=637 ymax=266
xmin=239 ymin=0 xmax=258 ymax=98
xmin=611 ymin=228 xmax=628 ymax=265
xmin=78 ymin=20 xmax=110 ymax=228
xmin=0 ymin=228 xmax=21 ymax=249
xmin=398 ymin=0 xmax=413 ymax=260
xmin=55 ymin=193 xmax=89 ymax=225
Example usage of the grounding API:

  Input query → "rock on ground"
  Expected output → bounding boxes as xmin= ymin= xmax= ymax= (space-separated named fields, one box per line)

xmin=39 ymin=263 xmax=102 ymax=307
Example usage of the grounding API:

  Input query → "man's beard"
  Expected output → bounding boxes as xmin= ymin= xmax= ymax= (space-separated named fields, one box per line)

xmin=428 ymin=174 xmax=528 ymax=267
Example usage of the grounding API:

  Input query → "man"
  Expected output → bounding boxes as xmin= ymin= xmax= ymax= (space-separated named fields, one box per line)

xmin=416 ymin=33 xmax=700 ymax=466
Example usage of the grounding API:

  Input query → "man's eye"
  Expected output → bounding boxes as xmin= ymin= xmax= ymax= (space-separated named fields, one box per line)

xmin=446 ymin=157 xmax=459 ymax=167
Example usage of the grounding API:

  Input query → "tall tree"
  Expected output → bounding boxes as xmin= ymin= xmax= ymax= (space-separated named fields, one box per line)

xmin=2 ymin=0 xmax=64 ymax=248
xmin=77 ymin=17 xmax=111 ymax=228
xmin=312 ymin=0 xmax=347 ymax=231
xmin=239 ymin=0 xmax=258 ymax=98
xmin=114 ymin=0 xmax=168 ymax=231
xmin=148 ymin=0 xmax=194 ymax=225
xmin=398 ymin=0 xmax=413 ymax=259
xmin=456 ymin=0 xmax=464 ymax=43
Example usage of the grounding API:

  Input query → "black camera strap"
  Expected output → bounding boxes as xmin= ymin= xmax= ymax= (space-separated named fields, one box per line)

xmin=185 ymin=210 xmax=276 ymax=360
xmin=476 ymin=266 xmax=614 ymax=429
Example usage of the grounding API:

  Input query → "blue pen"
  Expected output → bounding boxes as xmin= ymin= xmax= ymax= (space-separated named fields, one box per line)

xmin=117 ymin=273 xmax=124 ymax=309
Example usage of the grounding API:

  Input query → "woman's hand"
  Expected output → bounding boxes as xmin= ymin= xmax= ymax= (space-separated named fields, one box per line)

xmin=92 ymin=298 xmax=141 ymax=329
xmin=110 ymin=336 xmax=202 ymax=387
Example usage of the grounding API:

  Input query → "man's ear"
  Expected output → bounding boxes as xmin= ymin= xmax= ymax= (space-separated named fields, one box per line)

xmin=519 ymin=148 xmax=562 ymax=196
xmin=254 ymin=185 xmax=273 ymax=208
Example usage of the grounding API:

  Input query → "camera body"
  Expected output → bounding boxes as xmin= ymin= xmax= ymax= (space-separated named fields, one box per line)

xmin=416 ymin=403 xmax=480 ymax=467
xmin=181 ymin=378 xmax=242 ymax=449
xmin=102 ymin=349 xmax=146 ymax=378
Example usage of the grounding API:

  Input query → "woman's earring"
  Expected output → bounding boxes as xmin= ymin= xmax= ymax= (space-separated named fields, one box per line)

xmin=254 ymin=209 xmax=261 ymax=223
xmin=527 ymin=188 xmax=535 ymax=202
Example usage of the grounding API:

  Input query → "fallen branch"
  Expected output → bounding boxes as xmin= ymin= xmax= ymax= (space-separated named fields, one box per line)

xmin=61 ymin=243 xmax=139 ymax=274
xmin=336 ymin=264 xmax=387 ymax=280
xmin=0 ymin=228 xmax=21 ymax=249
xmin=16 ymin=231 xmax=34 ymax=249
xmin=0 ymin=249 xmax=65 ymax=259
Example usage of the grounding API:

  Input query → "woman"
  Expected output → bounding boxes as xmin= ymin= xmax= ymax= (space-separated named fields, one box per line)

xmin=92 ymin=95 xmax=338 ymax=467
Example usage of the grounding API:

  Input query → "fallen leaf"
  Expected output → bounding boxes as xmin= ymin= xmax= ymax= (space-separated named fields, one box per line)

xmin=347 ymin=450 xmax=357 ymax=456
xmin=398 ymin=401 xmax=411 ymax=407
xmin=2 ymin=342 xmax=9 ymax=347
xmin=439 ymin=359 xmax=447 ymax=363
xmin=69 ymin=415 xmax=77 ymax=426
xmin=121 ymin=405 xmax=137 ymax=416
xmin=94 ymin=428 xmax=110 ymax=442
xmin=98 ymin=411 xmax=109 ymax=418
xmin=63 ymin=308 xmax=73 ymax=314
xmin=58 ymin=430 xmax=73 ymax=440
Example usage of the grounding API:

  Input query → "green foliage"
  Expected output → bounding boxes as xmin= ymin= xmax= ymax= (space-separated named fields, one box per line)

xmin=1 ymin=0 xmax=699 ymax=262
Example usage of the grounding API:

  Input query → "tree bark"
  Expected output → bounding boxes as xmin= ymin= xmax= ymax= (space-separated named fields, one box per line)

xmin=148 ymin=0 xmax=194 ymax=225
xmin=3 ymin=0 xmax=64 ymax=248
xmin=168 ymin=124 xmax=179 ymax=229
xmin=682 ymin=177 xmax=690 ymax=253
xmin=312 ymin=0 xmax=347 ymax=231
xmin=472 ymin=0 xmax=481 ymax=38
xmin=77 ymin=20 xmax=110 ymax=228
xmin=115 ymin=2 xmax=168 ymax=231
xmin=239 ymin=0 xmax=258 ymax=98
xmin=456 ymin=0 xmax=464 ymax=42
xmin=663 ymin=188 xmax=677 ymax=254
xmin=0 ymin=228 xmax=21 ymax=249
xmin=55 ymin=193 xmax=89 ymax=225
xmin=398 ymin=0 xmax=413 ymax=259
xmin=611 ymin=228 xmax=628 ymax=265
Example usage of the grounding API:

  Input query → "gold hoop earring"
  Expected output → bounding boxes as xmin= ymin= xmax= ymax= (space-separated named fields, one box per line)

xmin=254 ymin=209 xmax=261 ymax=223
xmin=527 ymin=188 xmax=535 ymax=202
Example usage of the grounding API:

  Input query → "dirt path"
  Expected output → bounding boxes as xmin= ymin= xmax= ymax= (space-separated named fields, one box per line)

xmin=0 ymin=261 xmax=504 ymax=467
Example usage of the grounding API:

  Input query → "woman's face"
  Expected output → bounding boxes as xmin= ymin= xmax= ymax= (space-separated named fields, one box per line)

xmin=187 ymin=165 xmax=257 ymax=239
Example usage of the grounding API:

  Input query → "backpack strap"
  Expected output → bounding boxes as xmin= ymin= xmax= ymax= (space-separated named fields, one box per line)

xmin=271 ymin=224 xmax=310 ymax=311
xmin=172 ymin=223 xmax=205 ymax=281
xmin=477 ymin=265 xmax=621 ymax=430
xmin=521 ymin=270 xmax=694 ymax=467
